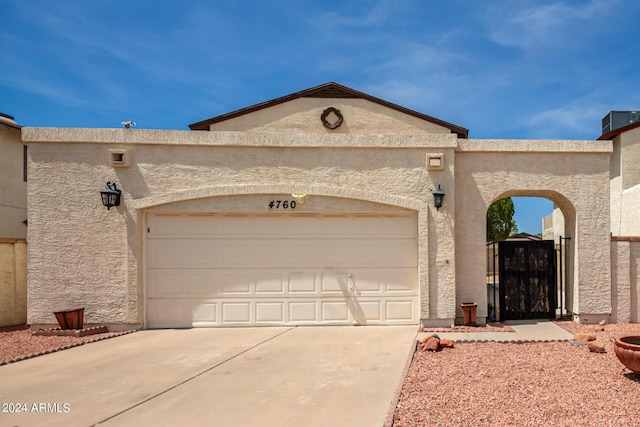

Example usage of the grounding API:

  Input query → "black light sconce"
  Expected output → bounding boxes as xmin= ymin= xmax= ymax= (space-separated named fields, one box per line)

xmin=432 ymin=185 xmax=445 ymax=210
xmin=100 ymin=182 xmax=121 ymax=210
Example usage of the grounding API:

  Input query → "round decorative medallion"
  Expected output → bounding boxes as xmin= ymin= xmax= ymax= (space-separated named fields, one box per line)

xmin=321 ymin=107 xmax=344 ymax=129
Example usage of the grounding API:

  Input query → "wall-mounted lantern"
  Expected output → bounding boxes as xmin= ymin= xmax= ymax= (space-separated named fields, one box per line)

xmin=432 ymin=185 xmax=445 ymax=210
xmin=100 ymin=182 xmax=121 ymax=210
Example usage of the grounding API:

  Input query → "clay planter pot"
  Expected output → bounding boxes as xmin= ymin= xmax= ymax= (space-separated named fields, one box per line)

xmin=460 ymin=302 xmax=477 ymax=326
xmin=613 ymin=336 xmax=640 ymax=373
xmin=54 ymin=308 xmax=85 ymax=330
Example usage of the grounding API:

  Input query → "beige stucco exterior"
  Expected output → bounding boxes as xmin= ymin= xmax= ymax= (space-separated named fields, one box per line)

xmin=0 ymin=116 xmax=27 ymax=239
xmin=22 ymin=93 xmax=615 ymax=328
xmin=610 ymin=126 xmax=640 ymax=236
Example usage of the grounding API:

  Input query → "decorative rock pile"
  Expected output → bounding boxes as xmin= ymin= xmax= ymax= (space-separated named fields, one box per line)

xmin=417 ymin=334 xmax=455 ymax=352
xmin=572 ymin=320 xmax=607 ymax=353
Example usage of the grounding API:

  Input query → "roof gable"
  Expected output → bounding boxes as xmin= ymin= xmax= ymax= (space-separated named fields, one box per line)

xmin=189 ymin=82 xmax=468 ymax=138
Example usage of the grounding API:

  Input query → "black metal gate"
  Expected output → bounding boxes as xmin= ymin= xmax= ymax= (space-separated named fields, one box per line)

xmin=499 ymin=240 xmax=557 ymax=321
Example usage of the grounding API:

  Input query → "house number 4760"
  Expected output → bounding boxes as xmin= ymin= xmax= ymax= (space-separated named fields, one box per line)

xmin=268 ymin=200 xmax=296 ymax=209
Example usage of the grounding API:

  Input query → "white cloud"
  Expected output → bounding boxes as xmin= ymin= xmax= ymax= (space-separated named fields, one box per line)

xmin=486 ymin=0 xmax=614 ymax=50
xmin=520 ymin=103 xmax=606 ymax=138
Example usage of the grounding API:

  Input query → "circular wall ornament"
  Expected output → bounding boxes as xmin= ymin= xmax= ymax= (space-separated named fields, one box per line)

xmin=321 ymin=107 xmax=344 ymax=129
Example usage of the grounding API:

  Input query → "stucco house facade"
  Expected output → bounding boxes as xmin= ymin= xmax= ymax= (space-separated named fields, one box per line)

xmin=22 ymin=83 xmax=621 ymax=329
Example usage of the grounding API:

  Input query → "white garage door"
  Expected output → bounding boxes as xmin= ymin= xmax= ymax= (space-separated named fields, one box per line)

xmin=145 ymin=213 xmax=418 ymax=327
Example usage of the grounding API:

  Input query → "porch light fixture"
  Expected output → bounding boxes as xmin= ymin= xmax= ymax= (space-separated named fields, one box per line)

xmin=432 ymin=185 xmax=445 ymax=210
xmin=100 ymin=181 xmax=121 ymax=210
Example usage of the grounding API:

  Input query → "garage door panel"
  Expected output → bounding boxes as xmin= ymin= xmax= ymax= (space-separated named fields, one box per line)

xmin=150 ymin=271 xmax=184 ymax=297
xmin=252 ymin=216 xmax=285 ymax=236
xmin=372 ymin=239 xmax=418 ymax=267
xmin=186 ymin=240 xmax=217 ymax=266
xmin=321 ymin=301 xmax=349 ymax=321
xmin=289 ymin=301 xmax=317 ymax=322
xmin=358 ymin=301 xmax=382 ymax=322
xmin=253 ymin=241 xmax=286 ymax=266
xmin=217 ymin=241 xmax=254 ymax=267
xmin=386 ymin=301 xmax=415 ymax=321
xmin=148 ymin=240 xmax=184 ymax=268
xmin=286 ymin=241 xmax=319 ymax=267
xmin=147 ymin=299 xmax=190 ymax=328
xmin=350 ymin=276 xmax=382 ymax=294
xmin=222 ymin=302 xmax=251 ymax=323
xmin=217 ymin=216 xmax=252 ymax=236
xmin=187 ymin=271 xmax=218 ymax=296
xmin=185 ymin=215 xmax=218 ymax=236
xmin=146 ymin=213 xmax=418 ymax=327
xmin=219 ymin=271 xmax=252 ymax=295
xmin=287 ymin=216 xmax=320 ymax=236
xmin=320 ymin=272 xmax=348 ymax=294
xmin=288 ymin=272 xmax=318 ymax=294
xmin=192 ymin=303 xmax=217 ymax=322
xmin=256 ymin=302 xmax=285 ymax=323
xmin=150 ymin=215 xmax=184 ymax=236
xmin=254 ymin=274 xmax=285 ymax=293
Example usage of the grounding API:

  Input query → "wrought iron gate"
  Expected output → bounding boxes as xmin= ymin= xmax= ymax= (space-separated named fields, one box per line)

xmin=499 ymin=240 xmax=557 ymax=321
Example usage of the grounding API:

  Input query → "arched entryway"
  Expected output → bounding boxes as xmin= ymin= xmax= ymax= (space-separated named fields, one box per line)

xmin=486 ymin=191 xmax=575 ymax=322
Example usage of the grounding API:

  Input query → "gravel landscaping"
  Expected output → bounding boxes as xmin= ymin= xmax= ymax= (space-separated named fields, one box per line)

xmin=392 ymin=321 xmax=640 ymax=427
xmin=0 ymin=325 xmax=134 ymax=366
xmin=2 ymin=322 xmax=639 ymax=426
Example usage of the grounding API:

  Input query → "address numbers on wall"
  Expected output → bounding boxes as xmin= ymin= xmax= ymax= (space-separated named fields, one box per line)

xmin=268 ymin=200 xmax=297 ymax=209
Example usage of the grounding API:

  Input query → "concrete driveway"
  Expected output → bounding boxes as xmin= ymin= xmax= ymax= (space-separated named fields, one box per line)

xmin=0 ymin=326 xmax=417 ymax=427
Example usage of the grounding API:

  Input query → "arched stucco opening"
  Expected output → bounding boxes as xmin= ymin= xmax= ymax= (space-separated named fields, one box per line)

xmin=485 ymin=192 xmax=576 ymax=322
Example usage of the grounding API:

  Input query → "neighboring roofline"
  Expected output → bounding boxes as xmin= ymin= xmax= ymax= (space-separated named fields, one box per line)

xmin=597 ymin=121 xmax=640 ymax=140
xmin=0 ymin=112 xmax=21 ymax=129
xmin=188 ymin=82 xmax=469 ymax=138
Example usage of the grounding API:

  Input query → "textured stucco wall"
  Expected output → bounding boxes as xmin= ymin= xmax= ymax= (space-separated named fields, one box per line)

xmin=610 ymin=127 xmax=640 ymax=236
xmin=0 ymin=127 xmax=27 ymax=239
xmin=23 ymin=128 xmax=613 ymax=327
xmin=455 ymin=139 xmax=612 ymax=323
xmin=24 ymin=128 xmax=457 ymax=327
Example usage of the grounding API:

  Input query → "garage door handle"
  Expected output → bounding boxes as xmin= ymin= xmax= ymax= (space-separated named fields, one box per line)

xmin=346 ymin=274 xmax=360 ymax=296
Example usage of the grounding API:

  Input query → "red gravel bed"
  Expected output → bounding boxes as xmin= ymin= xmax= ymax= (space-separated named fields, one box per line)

xmin=392 ymin=322 xmax=640 ymax=426
xmin=0 ymin=325 xmax=135 ymax=366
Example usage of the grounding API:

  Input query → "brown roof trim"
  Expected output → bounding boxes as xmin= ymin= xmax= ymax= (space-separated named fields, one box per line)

xmin=597 ymin=121 xmax=640 ymax=140
xmin=0 ymin=112 xmax=21 ymax=129
xmin=188 ymin=82 xmax=468 ymax=138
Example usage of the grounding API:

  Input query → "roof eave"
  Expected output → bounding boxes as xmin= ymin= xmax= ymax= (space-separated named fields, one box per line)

xmin=189 ymin=82 xmax=468 ymax=138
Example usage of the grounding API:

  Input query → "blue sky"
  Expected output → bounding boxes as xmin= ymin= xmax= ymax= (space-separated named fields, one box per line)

xmin=2 ymin=0 xmax=639 ymax=234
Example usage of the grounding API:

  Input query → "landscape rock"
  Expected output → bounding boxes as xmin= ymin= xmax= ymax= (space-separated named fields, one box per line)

xmin=573 ymin=333 xmax=597 ymax=342
xmin=439 ymin=339 xmax=455 ymax=348
xmin=419 ymin=333 xmax=440 ymax=344
xmin=420 ymin=336 xmax=441 ymax=352
xmin=587 ymin=341 xmax=606 ymax=353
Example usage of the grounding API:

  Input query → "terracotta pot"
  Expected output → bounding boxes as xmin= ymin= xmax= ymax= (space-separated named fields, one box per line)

xmin=460 ymin=302 xmax=477 ymax=326
xmin=614 ymin=335 xmax=640 ymax=373
xmin=54 ymin=308 xmax=85 ymax=330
